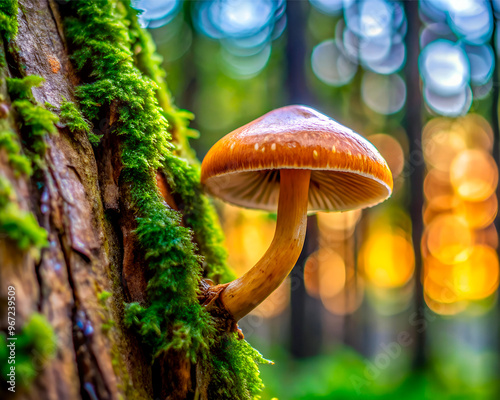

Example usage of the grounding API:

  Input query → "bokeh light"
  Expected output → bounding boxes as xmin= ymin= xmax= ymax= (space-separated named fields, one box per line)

xmin=304 ymin=249 xmax=347 ymax=299
xmin=360 ymin=229 xmax=414 ymax=289
xmin=454 ymin=245 xmax=499 ymax=301
xmin=132 ymin=0 xmax=182 ymax=28
xmin=311 ymin=39 xmax=358 ymax=87
xmin=426 ymin=214 xmax=473 ymax=264
xmin=418 ymin=1 xmax=495 ymax=115
xmin=450 ymin=149 xmax=498 ymax=201
xmin=361 ymin=72 xmax=406 ymax=114
xmin=367 ymin=134 xmax=405 ymax=178
xmin=421 ymin=110 xmax=499 ymax=316
xmin=192 ymin=0 xmax=285 ymax=79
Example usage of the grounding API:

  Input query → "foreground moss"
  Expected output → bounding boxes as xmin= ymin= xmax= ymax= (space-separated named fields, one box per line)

xmin=7 ymin=76 xmax=58 ymax=171
xmin=62 ymin=0 xmax=265 ymax=397
xmin=0 ymin=313 xmax=57 ymax=388
xmin=0 ymin=18 xmax=49 ymax=251
xmin=0 ymin=0 xmax=18 ymax=41
xmin=0 ymin=175 xmax=47 ymax=250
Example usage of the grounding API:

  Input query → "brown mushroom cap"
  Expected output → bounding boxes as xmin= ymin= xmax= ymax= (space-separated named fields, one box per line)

xmin=201 ymin=105 xmax=393 ymax=212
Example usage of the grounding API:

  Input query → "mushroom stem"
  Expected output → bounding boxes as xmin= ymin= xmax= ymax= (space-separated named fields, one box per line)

xmin=220 ymin=169 xmax=311 ymax=320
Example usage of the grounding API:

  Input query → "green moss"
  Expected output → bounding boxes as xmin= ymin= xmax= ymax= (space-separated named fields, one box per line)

xmin=0 ymin=313 xmax=56 ymax=388
xmin=59 ymin=99 xmax=102 ymax=144
xmin=62 ymin=0 xmax=264 ymax=397
xmin=64 ymin=0 xmax=210 ymax=359
xmin=6 ymin=76 xmax=58 ymax=171
xmin=0 ymin=0 xmax=18 ymax=41
xmin=200 ymin=332 xmax=271 ymax=399
xmin=0 ymin=51 xmax=49 ymax=253
xmin=98 ymin=290 xmax=113 ymax=304
xmin=161 ymin=153 xmax=234 ymax=282
xmin=122 ymin=2 xmax=233 ymax=283
xmin=0 ymin=128 xmax=32 ymax=176
xmin=101 ymin=319 xmax=116 ymax=333
xmin=6 ymin=75 xmax=44 ymax=100
xmin=0 ymin=175 xmax=47 ymax=250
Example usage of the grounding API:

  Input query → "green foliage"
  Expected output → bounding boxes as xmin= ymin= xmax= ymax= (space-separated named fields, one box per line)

xmin=0 ymin=41 xmax=49 ymax=253
xmin=200 ymin=332 xmax=271 ymax=399
xmin=6 ymin=75 xmax=44 ymax=99
xmin=0 ymin=128 xmax=32 ymax=176
xmin=6 ymin=76 xmax=58 ymax=170
xmin=60 ymin=99 xmax=102 ymax=145
xmin=161 ymin=153 xmax=234 ymax=282
xmin=0 ymin=0 xmax=18 ymax=40
xmin=122 ymin=3 xmax=233 ymax=283
xmin=0 ymin=176 xmax=48 ymax=250
xmin=260 ymin=346 xmax=498 ymax=400
xmin=61 ymin=0 xmax=263 ymax=397
xmin=0 ymin=313 xmax=57 ymax=388
xmin=97 ymin=290 xmax=113 ymax=304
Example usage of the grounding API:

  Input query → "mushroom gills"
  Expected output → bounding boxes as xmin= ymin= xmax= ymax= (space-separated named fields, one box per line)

xmin=206 ymin=169 xmax=390 ymax=212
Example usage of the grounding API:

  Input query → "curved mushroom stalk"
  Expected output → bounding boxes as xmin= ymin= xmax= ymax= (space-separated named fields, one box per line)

xmin=220 ymin=169 xmax=311 ymax=321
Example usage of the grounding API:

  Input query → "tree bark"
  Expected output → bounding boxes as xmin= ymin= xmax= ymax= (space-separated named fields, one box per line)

xmin=0 ymin=1 xmax=218 ymax=399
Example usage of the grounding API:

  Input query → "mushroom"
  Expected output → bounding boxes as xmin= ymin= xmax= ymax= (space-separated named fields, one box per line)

xmin=201 ymin=105 xmax=393 ymax=321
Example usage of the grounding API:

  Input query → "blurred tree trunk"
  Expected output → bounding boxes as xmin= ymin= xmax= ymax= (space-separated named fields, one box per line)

xmin=0 ymin=1 xmax=203 ymax=399
xmin=404 ymin=0 xmax=426 ymax=369
xmin=285 ymin=0 xmax=323 ymax=359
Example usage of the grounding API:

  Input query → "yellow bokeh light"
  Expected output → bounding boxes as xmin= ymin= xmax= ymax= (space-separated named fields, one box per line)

xmin=304 ymin=249 xmax=347 ymax=299
xmin=318 ymin=249 xmax=347 ymax=298
xmin=360 ymin=230 xmax=415 ymax=288
xmin=421 ymin=114 xmax=498 ymax=316
xmin=459 ymin=113 xmax=494 ymax=152
xmin=423 ymin=195 xmax=459 ymax=225
xmin=423 ymin=256 xmax=459 ymax=304
xmin=453 ymin=194 xmax=498 ymax=229
xmin=423 ymin=168 xmax=454 ymax=201
xmin=424 ymin=293 xmax=467 ymax=316
xmin=450 ymin=149 xmax=498 ymax=202
xmin=454 ymin=245 xmax=499 ymax=301
xmin=222 ymin=204 xmax=275 ymax=275
xmin=426 ymin=214 xmax=473 ymax=264
xmin=318 ymin=209 xmax=362 ymax=237
xmin=475 ymin=224 xmax=499 ymax=249
xmin=320 ymin=276 xmax=364 ymax=316
xmin=423 ymin=125 xmax=466 ymax=173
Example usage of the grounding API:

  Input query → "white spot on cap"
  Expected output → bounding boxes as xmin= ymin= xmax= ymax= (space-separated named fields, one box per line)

xmin=271 ymin=143 xmax=276 ymax=151
xmin=255 ymin=143 xmax=259 ymax=151
xmin=332 ymin=145 xmax=336 ymax=152
xmin=230 ymin=143 xmax=235 ymax=151
xmin=261 ymin=147 xmax=265 ymax=152
xmin=313 ymin=150 xmax=318 ymax=159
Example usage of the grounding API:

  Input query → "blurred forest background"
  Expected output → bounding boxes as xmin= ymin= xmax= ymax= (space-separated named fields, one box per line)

xmin=134 ymin=0 xmax=500 ymax=399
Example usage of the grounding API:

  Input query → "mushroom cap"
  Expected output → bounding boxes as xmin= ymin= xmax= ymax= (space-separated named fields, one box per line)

xmin=201 ymin=105 xmax=393 ymax=212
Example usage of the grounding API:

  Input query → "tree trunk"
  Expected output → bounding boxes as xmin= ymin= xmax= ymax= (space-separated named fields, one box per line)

xmin=0 ymin=1 xmax=264 ymax=399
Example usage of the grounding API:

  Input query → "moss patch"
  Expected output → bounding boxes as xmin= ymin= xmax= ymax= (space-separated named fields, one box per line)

xmin=0 ymin=313 xmax=57 ymax=388
xmin=0 ymin=127 xmax=32 ymax=176
xmin=62 ymin=0 xmax=265 ymax=397
xmin=0 ymin=0 xmax=18 ymax=41
xmin=0 ymin=175 xmax=48 ymax=250
xmin=6 ymin=76 xmax=58 ymax=171
xmin=122 ymin=2 xmax=233 ymax=283
xmin=0 ymin=8 xmax=48 ymax=252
